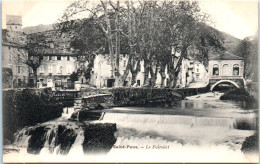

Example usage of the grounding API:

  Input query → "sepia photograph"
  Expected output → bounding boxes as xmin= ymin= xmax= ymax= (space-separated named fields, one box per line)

xmin=2 ymin=0 xmax=259 ymax=163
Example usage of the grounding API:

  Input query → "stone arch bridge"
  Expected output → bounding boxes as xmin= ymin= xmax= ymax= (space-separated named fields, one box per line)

xmin=209 ymin=78 xmax=246 ymax=91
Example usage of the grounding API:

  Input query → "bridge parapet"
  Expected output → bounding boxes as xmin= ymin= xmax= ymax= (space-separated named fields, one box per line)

xmin=209 ymin=78 xmax=245 ymax=91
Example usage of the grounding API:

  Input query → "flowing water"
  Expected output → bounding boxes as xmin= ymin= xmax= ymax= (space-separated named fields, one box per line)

xmin=3 ymin=92 xmax=259 ymax=162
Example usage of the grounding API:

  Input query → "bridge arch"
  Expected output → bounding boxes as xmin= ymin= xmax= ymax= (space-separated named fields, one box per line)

xmin=210 ymin=80 xmax=240 ymax=91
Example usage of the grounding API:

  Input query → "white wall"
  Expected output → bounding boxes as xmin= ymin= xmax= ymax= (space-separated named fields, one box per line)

xmin=208 ymin=60 xmax=244 ymax=78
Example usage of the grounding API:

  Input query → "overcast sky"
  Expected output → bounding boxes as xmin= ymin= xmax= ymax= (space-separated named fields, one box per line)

xmin=2 ymin=0 xmax=258 ymax=39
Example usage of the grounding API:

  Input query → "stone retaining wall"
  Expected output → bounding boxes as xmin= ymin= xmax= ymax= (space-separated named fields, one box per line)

xmin=77 ymin=87 xmax=191 ymax=109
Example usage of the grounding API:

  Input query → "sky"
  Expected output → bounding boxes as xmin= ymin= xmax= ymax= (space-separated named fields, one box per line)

xmin=2 ymin=0 xmax=258 ymax=39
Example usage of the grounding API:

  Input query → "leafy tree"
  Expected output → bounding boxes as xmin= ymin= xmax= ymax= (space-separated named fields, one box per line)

xmin=25 ymin=33 xmax=50 ymax=87
xmin=56 ymin=0 xmax=224 ymax=88
xmin=69 ymin=71 xmax=79 ymax=82
xmin=235 ymin=35 xmax=258 ymax=81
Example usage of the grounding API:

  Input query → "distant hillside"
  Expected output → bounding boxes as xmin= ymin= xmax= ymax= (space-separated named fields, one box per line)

xmin=23 ymin=24 xmax=54 ymax=34
xmin=221 ymin=31 xmax=241 ymax=55
xmin=23 ymin=23 xmax=242 ymax=55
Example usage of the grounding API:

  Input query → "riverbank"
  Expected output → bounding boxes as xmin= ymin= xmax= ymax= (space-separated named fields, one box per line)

xmin=3 ymin=91 xmax=258 ymax=163
xmin=2 ymin=88 xmax=63 ymax=144
xmin=77 ymin=86 xmax=212 ymax=110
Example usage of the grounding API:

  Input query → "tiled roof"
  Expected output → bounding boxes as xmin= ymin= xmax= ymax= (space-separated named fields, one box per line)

xmin=30 ymin=48 xmax=77 ymax=56
xmin=6 ymin=15 xmax=22 ymax=25
xmin=209 ymin=51 xmax=244 ymax=60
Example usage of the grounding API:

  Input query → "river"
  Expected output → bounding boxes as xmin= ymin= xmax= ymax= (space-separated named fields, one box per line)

xmin=3 ymin=92 xmax=259 ymax=162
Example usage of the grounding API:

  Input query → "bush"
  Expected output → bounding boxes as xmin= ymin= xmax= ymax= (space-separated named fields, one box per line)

xmin=220 ymin=88 xmax=252 ymax=101
xmin=3 ymin=88 xmax=63 ymax=144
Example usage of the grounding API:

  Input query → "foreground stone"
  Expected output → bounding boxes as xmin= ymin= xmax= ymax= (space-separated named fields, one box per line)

xmin=82 ymin=123 xmax=117 ymax=154
xmin=241 ymin=133 xmax=259 ymax=154
xmin=15 ymin=123 xmax=117 ymax=155
xmin=27 ymin=126 xmax=48 ymax=154
xmin=70 ymin=109 xmax=102 ymax=121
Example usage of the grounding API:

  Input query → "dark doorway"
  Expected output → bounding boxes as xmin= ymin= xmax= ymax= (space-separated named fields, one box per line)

xmin=137 ymin=80 xmax=141 ymax=86
xmin=18 ymin=79 xmax=22 ymax=87
xmin=123 ymin=81 xmax=128 ymax=86
xmin=29 ymin=79 xmax=34 ymax=87
xmin=107 ymin=79 xmax=115 ymax=88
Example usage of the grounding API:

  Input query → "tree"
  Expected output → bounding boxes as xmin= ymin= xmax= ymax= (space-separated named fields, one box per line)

xmin=152 ymin=1 xmax=224 ymax=87
xmin=69 ymin=71 xmax=79 ymax=82
xmin=56 ymin=0 xmax=224 ymax=88
xmin=235 ymin=35 xmax=258 ymax=81
xmin=25 ymin=33 xmax=49 ymax=87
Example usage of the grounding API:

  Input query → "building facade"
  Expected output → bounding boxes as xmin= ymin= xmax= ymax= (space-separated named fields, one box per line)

xmin=90 ymin=54 xmax=131 ymax=88
xmin=26 ymin=29 xmax=80 ymax=89
xmin=2 ymin=15 xmax=29 ymax=88
xmin=208 ymin=51 xmax=245 ymax=90
xmin=32 ymin=53 xmax=78 ymax=89
xmin=208 ymin=51 xmax=244 ymax=78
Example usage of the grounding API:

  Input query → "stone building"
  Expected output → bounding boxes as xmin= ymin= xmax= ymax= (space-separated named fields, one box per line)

xmin=33 ymin=51 xmax=78 ymax=89
xmin=27 ymin=30 xmax=79 ymax=90
xmin=90 ymin=53 xmax=195 ymax=88
xmin=193 ymin=61 xmax=208 ymax=82
xmin=2 ymin=15 xmax=29 ymax=88
xmin=208 ymin=51 xmax=245 ymax=90
xmin=208 ymin=51 xmax=244 ymax=78
xmin=90 ymin=54 xmax=131 ymax=88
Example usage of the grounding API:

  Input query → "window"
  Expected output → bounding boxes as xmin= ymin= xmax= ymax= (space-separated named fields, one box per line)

xmin=67 ymin=56 xmax=70 ymax=61
xmin=39 ymin=56 xmax=43 ymax=61
xmin=67 ymin=65 xmax=72 ymax=74
xmin=17 ymin=66 xmax=21 ymax=74
xmin=58 ymin=66 xmax=63 ymax=74
xmin=18 ymin=54 xmax=21 ymax=63
xmin=57 ymin=56 xmax=61 ymax=60
xmin=222 ymin=64 xmax=230 ymax=76
xmin=39 ymin=66 xmax=44 ymax=73
xmin=29 ymin=68 xmax=33 ymax=73
xmin=50 ymin=43 xmax=54 ymax=48
xmin=213 ymin=64 xmax=219 ymax=76
xmin=48 ymin=65 xmax=53 ymax=73
xmin=233 ymin=64 xmax=239 ymax=76
xmin=9 ymin=54 xmax=12 ymax=63
xmin=8 ymin=47 xmax=11 ymax=50
xmin=44 ymin=56 xmax=49 ymax=61
xmin=18 ymin=79 xmax=22 ymax=87
xmin=123 ymin=81 xmax=128 ymax=86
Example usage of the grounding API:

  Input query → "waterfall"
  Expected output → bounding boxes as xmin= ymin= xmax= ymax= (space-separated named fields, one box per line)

xmin=12 ymin=122 xmax=117 ymax=156
xmin=61 ymin=107 xmax=75 ymax=119
xmin=14 ymin=128 xmax=31 ymax=148
xmin=101 ymin=113 xmax=236 ymax=129
xmin=68 ymin=131 xmax=84 ymax=155
xmin=192 ymin=117 xmax=234 ymax=128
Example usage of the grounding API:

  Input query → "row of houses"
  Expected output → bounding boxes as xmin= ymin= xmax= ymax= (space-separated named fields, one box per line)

xmin=3 ymin=15 xmax=244 ymax=90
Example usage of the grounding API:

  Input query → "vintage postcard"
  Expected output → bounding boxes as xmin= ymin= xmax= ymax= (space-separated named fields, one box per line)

xmin=2 ymin=0 xmax=259 ymax=163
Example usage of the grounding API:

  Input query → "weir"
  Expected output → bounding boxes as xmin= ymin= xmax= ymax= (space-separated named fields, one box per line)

xmin=100 ymin=112 xmax=254 ymax=130
xmin=5 ymin=91 xmax=258 ymax=162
